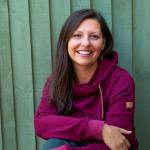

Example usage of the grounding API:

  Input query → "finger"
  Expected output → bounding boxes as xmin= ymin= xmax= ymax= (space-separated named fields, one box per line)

xmin=121 ymin=138 xmax=130 ymax=150
xmin=125 ymin=138 xmax=131 ymax=148
xmin=123 ymin=144 xmax=128 ymax=150
xmin=119 ymin=128 xmax=132 ymax=135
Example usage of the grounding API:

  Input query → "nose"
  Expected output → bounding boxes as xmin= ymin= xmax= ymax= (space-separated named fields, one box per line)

xmin=81 ymin=36 xmax=90 ymax=46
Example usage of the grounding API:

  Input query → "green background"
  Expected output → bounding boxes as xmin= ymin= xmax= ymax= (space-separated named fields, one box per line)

xmin=0 ymin=0 xmax=150 ymax=149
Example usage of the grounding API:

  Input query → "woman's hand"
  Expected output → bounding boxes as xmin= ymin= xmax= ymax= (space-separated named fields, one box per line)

xmin=102 ymin=123 xmax=132 ymax=150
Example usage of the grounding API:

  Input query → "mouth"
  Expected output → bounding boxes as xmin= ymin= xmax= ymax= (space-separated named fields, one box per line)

xmin=76 ymin=50 xmax=94 ymax=55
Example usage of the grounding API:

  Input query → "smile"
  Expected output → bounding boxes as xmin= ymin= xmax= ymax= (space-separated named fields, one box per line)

xmin=76 ymin=50 xmax=93 ymax=55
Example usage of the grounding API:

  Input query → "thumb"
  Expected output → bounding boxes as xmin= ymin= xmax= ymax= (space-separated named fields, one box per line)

xmin=119 ymin=128 xmax=132 ymax=135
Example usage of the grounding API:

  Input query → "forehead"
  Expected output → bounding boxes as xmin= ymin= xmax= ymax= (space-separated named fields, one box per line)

xmin=75 ymin=18 xmax=101 ymax=32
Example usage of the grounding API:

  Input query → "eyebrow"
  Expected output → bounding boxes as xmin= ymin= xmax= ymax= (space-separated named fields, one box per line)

xmin=90 ymin=32 xmax=101 ymax=35
xmin=74 ymin=31 xmax=101 ymax=34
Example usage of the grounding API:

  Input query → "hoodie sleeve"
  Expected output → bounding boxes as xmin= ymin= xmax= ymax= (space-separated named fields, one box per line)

xmin=34 ymin=77 xmax=88 ymax=141
xmin=34 ymin=77 xmax=104 ymax=142
xmin=106 ymin=69 xmax=138 ymax=147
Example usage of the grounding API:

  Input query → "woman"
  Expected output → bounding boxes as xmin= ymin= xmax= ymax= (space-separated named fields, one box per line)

xmin=34 ymin=9 xmax=138 ymax=150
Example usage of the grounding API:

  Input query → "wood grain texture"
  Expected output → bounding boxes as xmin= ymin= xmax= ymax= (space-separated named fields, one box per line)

xmin=92 ymin=0 xmax=112 ymax=30
xmin=8 ymin=0 xmax=35 ymax=149
xmin=133 ymin=0 xmax=150 ymax=149
xmin=0 ymin=111 xmax=3 ymax=150
xmin=0 ymin=0 xmax=17 ymax=149
xmin=112 ymin=0 xmax=133 ymax=74
xmin=29 ymin=0 xmax=53 ymax=149
xmin=50 ymin=0 xmax=71 ymax=58
xmin=71 ymin=0 xmax=91 ymax=11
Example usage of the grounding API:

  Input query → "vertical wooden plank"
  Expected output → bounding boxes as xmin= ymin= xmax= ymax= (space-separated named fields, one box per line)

xmin=91 ymin=0 xmax=112 ymax=31
xmin=112 ymin=0 xmax=133 ymax=74
xmin=133 ymin=0 xmax=150 ymax=149
xmin=29 ymin=0 xmax=52 ymax=108
xmin=8 ymin=0 xmax=36 ymax=149
xmin=29 ymin=0 xmax=52 ymax=149
xmin=0 ymin=0 xmax=17 ymax=149
xmin=71 ymin=0 xmax=91 ymax=12
xmin=50 ymin=0 xmax=71 ymax=58
xmin=0 ymin=110 xmax=3 ymax=150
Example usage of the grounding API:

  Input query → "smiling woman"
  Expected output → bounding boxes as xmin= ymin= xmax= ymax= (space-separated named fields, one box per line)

xmin=34 ymin=9 xmax=138 ymax=150
xmin=68 ymin=18 xmax=104 ymax=83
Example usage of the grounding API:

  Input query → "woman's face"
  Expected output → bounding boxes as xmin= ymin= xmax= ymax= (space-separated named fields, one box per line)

xmin=68 ymin=18 xmax=105 ymax=69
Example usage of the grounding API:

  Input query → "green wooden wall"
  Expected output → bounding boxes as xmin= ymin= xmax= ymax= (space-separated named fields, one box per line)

xmin=0 ymin=0 xmax=150 ymax=149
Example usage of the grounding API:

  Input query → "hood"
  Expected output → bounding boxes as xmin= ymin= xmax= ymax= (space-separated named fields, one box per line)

xmin=73 ymin=51 xmax=118 ymax=96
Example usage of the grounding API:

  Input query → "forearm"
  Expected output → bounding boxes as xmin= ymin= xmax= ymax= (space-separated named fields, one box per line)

xmin=34 ymin=114 xmax=89 ymax=141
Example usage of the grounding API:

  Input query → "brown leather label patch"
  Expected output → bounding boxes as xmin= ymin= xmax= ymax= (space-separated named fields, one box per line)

xmin=126 ymin=102 xmax=134 ymax=108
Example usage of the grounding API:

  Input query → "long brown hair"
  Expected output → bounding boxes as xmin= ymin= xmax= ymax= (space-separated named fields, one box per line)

xmin=51 ymin=9 xmax=114 ymax=115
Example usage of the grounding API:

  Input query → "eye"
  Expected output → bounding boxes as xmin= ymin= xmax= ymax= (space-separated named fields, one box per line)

xmin=89 ymin=35 xmax=100 ymax=40
xmin=72 ymin=34 xmax=82 ymax=39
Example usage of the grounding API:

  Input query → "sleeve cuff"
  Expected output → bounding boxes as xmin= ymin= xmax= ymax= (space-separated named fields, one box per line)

xmin=84 ymin=119 xmax=105 ymax=141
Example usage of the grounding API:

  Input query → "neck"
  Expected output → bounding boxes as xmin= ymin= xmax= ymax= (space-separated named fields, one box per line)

xmin=74 ymin=62 xmax=98 ymax=84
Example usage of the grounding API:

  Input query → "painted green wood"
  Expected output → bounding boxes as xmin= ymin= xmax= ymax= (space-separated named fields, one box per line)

xmin=92 ymin=0 xmax=112 ymax=31
xmin=71 ymin=0 xmax=91 ymax=12
xmin=0 ymin=47 xmax=3 ymax=150
xmin=0 ymin=0 xmax=17 ymax=149
xmin=133 ymin=0 xmax=150 ymax=149
xmin=29 ymin=0 xmax=53 ymax=149
xmin=112 ymin=0 xmax=133 ymax=74
xmin=0 ymin=111 xmax=3 ymax=150
xmin=29 ymin=0 xmax=52 ymax=108
xmin=50 ymin=0 xmax=71 ymax=58
xmin=8 ymin=0 xmax=36 ymax=149
xmin=0 ymin=4 xmax=3 ymax=150
xmin=0 ymin=71 xmax=2 ymax=150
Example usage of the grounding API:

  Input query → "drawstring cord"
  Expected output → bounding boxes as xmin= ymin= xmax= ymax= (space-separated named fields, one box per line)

xmin=99 ymin=84 xmax=104 ymax=120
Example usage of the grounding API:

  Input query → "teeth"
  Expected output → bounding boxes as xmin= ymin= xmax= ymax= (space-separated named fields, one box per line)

xmin=77 ymin=50 xmax=92 ymax=55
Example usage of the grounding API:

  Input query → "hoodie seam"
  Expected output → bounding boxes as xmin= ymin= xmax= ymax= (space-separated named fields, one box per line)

xmin=99 ymin=84 xmax=104 ymax=120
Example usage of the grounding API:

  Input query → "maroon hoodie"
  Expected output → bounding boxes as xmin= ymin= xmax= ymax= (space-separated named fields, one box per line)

xmin=34 ymin=52 xmax=138 ymax=150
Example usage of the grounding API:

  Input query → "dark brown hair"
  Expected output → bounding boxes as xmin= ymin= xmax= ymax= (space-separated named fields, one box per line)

xmin=51 ymin=9 xmax=114 ymax=114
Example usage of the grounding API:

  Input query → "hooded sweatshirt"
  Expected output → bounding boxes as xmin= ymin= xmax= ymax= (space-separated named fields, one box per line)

xmin=34 ymin=51 xmax=138 ymax=150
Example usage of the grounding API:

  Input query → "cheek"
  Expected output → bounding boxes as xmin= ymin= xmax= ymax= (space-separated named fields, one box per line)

xmin=94 ymin=44 xmax=103 ymax=57
xmin=94 ymin=46 xmax=102 ymax=53
xmin=68 ymin=40 xmax=71 ymax=49
xmin=68 ymin=39 xmax=80 ymax=50
xmin=96 ymin=49 xmax=102 ymax=58
xmin=94 ymin=41 xmax=104 ymax=51
xmin=68 ymin=41 xmax=74 ymax=57
xmin=68 ymin=40 xmax=74 ymax=52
